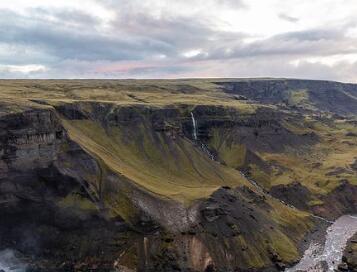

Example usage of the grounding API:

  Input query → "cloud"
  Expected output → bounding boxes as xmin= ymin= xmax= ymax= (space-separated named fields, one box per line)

xmin=215 ymin=0 xmax=247 ymax=9
xmin=278 ymin=13 xmax=299 ymax=23
xmin=29 ymin=7 xmax=101 ymax=27
xmin=0 ymin=9 xmax=175 ymax=62
xmin=0 ymin=0 xmax=356 ymax=82
xmin=179 ymin=26 xmax=357 ymax=64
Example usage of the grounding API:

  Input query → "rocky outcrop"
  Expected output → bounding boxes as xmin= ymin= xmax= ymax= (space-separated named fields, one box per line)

xmin=0 ymin=108 xmax=70 ymax=215
xmin=0 ymin=106 xmax=136 ymax=270
xmin=270 ymin=182 xmax=313 ymax=211
xmin=342 ymin=233 xmax=357 ymax=271
xmin=269 ymin=180 xmax=357 ymax=220
xmin=135 ymin=186 xmax=311 ymax=272
xmin=312 ymin=181 xmax=357 ymax=220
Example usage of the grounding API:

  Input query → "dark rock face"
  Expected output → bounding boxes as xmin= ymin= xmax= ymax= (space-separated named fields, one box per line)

xmin=216 ymin=79 xmax=357 ymax=115
xmin=337 ymin=261 xmax=350 ymax=271
xmin=269 ymin=179 xmax=357 ymax=221
xmin=183 ymin=106 xmax=318 ymax=154
xmin=342 ymin=233 xmax=357 ymax=272
xmin=0 ymin=109 xmax=67 ymax=210
xmin=0 ymin=109 xmax=64 ymax=173
xmin=55 ymin=103 xmax=88 ymax=120
xmin=136 ymin=186 xmax=300 ymax=272
xmin=0 ymin=108 xmax=135 ymax=270
xmin=270 ymin=182 xmax=313 ymax=211
xmin=312 ymin=181 xmax=357 ymax=220
xmin=199 ymin=186 xmax=270 ymax=239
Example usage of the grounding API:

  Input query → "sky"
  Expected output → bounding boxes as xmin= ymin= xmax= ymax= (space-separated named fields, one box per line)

xmin=1 ymin=0 xmax=357 ymax=81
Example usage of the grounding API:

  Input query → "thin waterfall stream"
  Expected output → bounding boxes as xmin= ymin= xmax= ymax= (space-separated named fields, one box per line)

xmin=190 ymin=112 xmax=214 ymax=160
xmin=190 ymin=112 xmax=198 ymax=141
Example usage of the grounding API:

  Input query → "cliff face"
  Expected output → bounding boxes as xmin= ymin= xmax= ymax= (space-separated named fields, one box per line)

xmin=217 ymin=79 xmax=357 ymax=115
xmin=0 ymin=79 xmax=356 ymax=271
xmin=0 ymin=105 xmax=131 ymax=270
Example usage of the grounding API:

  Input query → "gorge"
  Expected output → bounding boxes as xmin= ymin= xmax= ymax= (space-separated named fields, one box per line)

xmin=0 ymin=78 xmax=356 ymax=271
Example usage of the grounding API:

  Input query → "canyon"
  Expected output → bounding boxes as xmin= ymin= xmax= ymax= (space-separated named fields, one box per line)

xmin=0 ymin=79 xmax=356 ymax=271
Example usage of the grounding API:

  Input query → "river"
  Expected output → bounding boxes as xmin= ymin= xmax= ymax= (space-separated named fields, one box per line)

xmin=0 ymin=249 xmax=27 ymax=272
xmin=286 ymin=215 xmax=357 ymax=272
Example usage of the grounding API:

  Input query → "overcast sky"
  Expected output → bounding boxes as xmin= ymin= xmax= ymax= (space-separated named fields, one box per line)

xmin=1 ymin=0 xmax=357 ymax=81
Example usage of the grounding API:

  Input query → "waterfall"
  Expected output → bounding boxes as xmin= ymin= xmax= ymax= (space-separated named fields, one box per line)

xmin=190 ymin=112 xmax=198 ymax=140
xmin=190 ymin=112 xmax=215 ymax=160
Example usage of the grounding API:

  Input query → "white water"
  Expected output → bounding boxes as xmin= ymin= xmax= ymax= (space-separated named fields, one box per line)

xmin=0 ymin=249 xmax=27 ymax=272
xmin=240 ymin=172 xmax=265 ymax=193
xmin=286 ymin=215 xmax=357 ymax=272
xmin=190 ymin=112 xmax=215 ymax=160
xmin=310 ymin=215 xmax=334 ymax=224
xmin=200 ymin=143 xmax=215 ymax=161
xmin=190 ymin=112 xmax=198 ymax=140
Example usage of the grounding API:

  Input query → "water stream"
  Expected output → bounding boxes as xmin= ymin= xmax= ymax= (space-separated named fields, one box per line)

xmin=0 ymin=249 xmax=27 ymax=272
xmin=190 ymin=112 xmax=214 ymax=160
xmin=286 ymin=215 xmax=357 ymax=272
xmin=190 ymin=112 xmax=198 ymax=141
